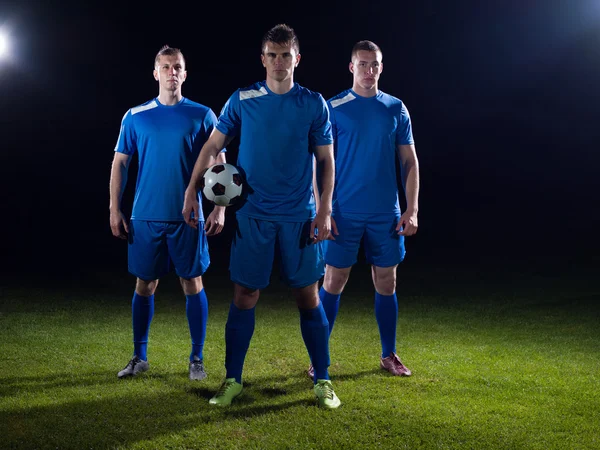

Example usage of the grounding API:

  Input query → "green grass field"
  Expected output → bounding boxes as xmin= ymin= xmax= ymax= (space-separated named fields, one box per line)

xmin=1 ymin=264 xmax=598 ymax=449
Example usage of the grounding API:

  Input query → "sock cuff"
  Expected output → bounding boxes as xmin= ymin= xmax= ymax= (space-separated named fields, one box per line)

xmin=133 ymin=292 xmax=154 ymax=303
xmin=185 ymin=289 xmax=206 ymax=301
xmin=375 ymin=292 xmax=397 ymax=301
xmin=319 ymin=287 xmax=341 ymax=301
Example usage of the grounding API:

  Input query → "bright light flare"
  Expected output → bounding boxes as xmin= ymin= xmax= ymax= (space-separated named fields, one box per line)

xmin=0 ymin=31 xmax=8 ymax=59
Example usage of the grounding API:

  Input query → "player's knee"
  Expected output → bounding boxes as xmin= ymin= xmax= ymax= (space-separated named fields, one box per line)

xmin=233 ymin=284 xmax=259 ymax=309
xmin=136 ymin=278 xmax=159 ymax=296
xmin=180 ymin=276 xmax=203 ymax=295
xmin=372 ymin=266 xmax=397 ymax=295
xmin=323 ymin=266 xmax=351 ymax=295
xmin=293 ymin=282 xmax=319 ymax=309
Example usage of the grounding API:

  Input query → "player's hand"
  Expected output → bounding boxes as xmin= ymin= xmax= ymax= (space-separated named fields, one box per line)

xmin=331 ymin=216 xmax=339 ymax=238
xmin=109 ymin=210 xmax=129 ymax=239
xmin=310 ymin=211 xmax=336 ymax=242
xmin=182 ymin=190 xmax=200 ymax=229
xmin=205 ymin=206 xmax=225 ymax=236
xmin=397 ymin=209 xmax=418 ymax=236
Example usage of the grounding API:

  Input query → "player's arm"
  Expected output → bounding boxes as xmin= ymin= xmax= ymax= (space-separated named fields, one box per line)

xmin=109 ymin=152 xmax=131 ymax=239
xmin=203 ymin=147 xmax=229 ymax=236
xmin=183 ymin=129 xmax=233 ymax=228
xmin=311 ymin=143 xmax=336 ymax=241
xmin=397 ymin=143 xmax=420 ymax=236
xmin=312 ymin=156 xmax=321 ymax=212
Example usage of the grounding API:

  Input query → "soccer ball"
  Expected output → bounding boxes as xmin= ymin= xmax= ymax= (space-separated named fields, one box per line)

xmin=201 ymin=163 xmax=244 ymax=207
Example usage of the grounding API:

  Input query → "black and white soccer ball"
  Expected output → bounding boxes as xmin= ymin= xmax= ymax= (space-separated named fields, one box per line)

xmin=201 ymin=163 xmax=244 ymax=207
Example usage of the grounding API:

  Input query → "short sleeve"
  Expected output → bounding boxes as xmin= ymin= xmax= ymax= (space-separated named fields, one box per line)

xmin=114 ymin=109 xmax=137 ymax=155
xmin=396 ymin=103 xmax=414 ymax=146
xmin=309 ymin=94 xmax=333 ymax=147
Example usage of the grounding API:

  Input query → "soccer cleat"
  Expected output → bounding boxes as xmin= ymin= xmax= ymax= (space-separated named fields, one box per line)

xmin=380 ymin=352 xmax=412 ymax=376
xmin=307 ymin=363 xmax=314 ymax=380
xmin=117 ymin=356 xmax=149 ymax=378
xmin=314 ymin=379 xmax=341 ymax=409
xmin=209 ymin=378 xmax=243 ymax=406
xmin=189 ymin=359 xmax=207 ymax=381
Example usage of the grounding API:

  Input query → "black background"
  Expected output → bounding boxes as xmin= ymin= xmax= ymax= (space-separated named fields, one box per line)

xmin=1 ymin=0 xmax=598 ymax=285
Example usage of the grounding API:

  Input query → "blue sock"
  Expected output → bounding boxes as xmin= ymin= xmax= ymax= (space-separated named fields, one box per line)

xmin=299 ymin=303 xmax=330 ymax=383
xmin=375 ymin=292 xmax=398 ymax=358
xmin=132 ymin=292 xmax=154 ymax=361
xmin=224 ymin=302 xmax=255 ymax=384
xmin=186 ymin=290 xmax=208 ymax=361
xmin=319 ymin=287 xmax=341 ymax=336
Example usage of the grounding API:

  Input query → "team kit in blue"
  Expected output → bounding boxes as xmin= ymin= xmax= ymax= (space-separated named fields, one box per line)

xmin=325 ymin=89 xmax=414 ymax=268
xmin=113 ymin=43 xmax=416 ymax=410
xmin=216 ymin=81 xmax=332 ymax=289
xmin=318 ymin=89 xmax=415 ymax=371
xmin=115 ymin=97 xmax=217 ymax=364
xmin=213 ymin=80 xmax=334 ymax=387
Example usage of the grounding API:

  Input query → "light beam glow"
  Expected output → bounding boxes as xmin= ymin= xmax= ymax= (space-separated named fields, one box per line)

xmin=0 ymin=31 xmax=8 ymax=59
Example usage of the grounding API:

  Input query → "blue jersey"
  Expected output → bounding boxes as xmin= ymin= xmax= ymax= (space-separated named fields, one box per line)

xmin=327 ymin=90 xmax=414 ymax=215
xmin=115 ymin=97 xmax=217 ymax=221
xmin=216 ymin=81 xmax=333 ymax=221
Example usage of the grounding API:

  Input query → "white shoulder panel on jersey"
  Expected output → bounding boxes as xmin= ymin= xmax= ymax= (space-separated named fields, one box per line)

xmin=330 ymin=92 xmax=356 ymax=108
xmin=239 ymin=86 xmax=268 ymax=101
xmin=131 ymin=100 xmax=158 ymax=115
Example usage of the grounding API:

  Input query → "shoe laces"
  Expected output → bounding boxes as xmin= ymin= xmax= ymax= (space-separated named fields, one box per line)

xmin=393 ymin=355 xmax=406 ymax=369
xmin=386 ymin=353 xmax=404 ymax=368
xmin=191 ymin=360 xmax=204 ymax=370
xmin=316 ymin=381 xmax=334 ymax=399
xmin=126 ymin=357 xmax=140 ymax=370
xmin=217 ymin=380 xmax=236 ymax=396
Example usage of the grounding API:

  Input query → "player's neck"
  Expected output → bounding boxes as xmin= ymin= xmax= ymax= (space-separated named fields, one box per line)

xmin=157 ymin=90 xmax=183 ymax=106
xmin=266 ymin=77 xmax=294 ymax=95
xmin=352 ymin=84 xmax=378 ymax=98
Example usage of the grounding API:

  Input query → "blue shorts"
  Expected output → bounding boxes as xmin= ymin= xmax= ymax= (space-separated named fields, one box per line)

xmin=229 ymin=215 xmax=324 ymax=290
xmin=128 ymin=220 xmax=209 ymax=280
xmin=324 ymin=213 xmax=405 ymax=268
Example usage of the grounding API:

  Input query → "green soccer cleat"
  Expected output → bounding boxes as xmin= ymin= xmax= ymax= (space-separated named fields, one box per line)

xmin=314 ymin=379 xmax=341 ymax=409
xmin=209 ymin=378 xmax=243 ymax=406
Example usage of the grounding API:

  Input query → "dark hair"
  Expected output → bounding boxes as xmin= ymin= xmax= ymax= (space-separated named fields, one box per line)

xmin=154 ymin=45 xmax=185 ymax=66
xmin=351 ymin=40 xmax=382 ymax=61
xmin=261 ymin=24 xmax=300 ymax=54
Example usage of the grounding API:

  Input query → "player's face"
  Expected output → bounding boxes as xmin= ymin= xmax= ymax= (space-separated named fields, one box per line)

xmin=261 ymin=42 xmax=300 ymax=83
xmin=153 ymin=54 xmax=187 ymax=92
xmin=350 ymin=50 xmax=383 ymax=91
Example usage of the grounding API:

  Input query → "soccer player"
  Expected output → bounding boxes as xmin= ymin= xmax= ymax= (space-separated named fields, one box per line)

xmin=310 ymin=40 xmax=420 ymax=379
xmin=182 ymin=24 xmax=341 ymax=409
xmin=109 ymin=45 xmax=226 ymax=381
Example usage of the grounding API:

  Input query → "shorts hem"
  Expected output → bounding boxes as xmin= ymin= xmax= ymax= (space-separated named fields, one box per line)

xmin=231 ymin=277 xmax=269 ymax=290
xmin=287 ymin=275 xmax=324 ymax=289
xmin=324 ymin=261 xmax=354 ymax=269
xmin=128 ymin=269 xmax=166 ymax=281
xmin=175 ymin=271 xmax=206 ymax=280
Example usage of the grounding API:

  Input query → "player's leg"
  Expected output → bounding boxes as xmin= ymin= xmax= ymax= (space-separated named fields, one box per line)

xmin=321 ymin=213 xmax=364 ymax=335
xmin=371 ymin=264 xmax=399 ymax=356
xmin=321 ymin=266 xmax=350 ymax=333
xmin=119 ymin=221 xmax=169 ymax=378
xmin=167 ymin=221 xmax=210 ymax=380
xmin=210 ymin=216 xmax=275 ymax=406
xmin=282 ymin=221 xmax=340 ymax=409
xmin=365 ymin=214 xmax=411 ymax=376
xmin=305 ymin=215 xmax=364 ymax=379
xmin=181 ymin=276 xmax=208 ymax=380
